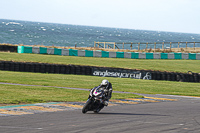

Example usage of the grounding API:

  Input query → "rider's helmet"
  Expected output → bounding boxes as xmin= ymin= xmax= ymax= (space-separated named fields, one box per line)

xmin=101 ymin=79 xmax=109 ymax=88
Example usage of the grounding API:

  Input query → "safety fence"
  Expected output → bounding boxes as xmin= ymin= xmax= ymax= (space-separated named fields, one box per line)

xmin=18 ymin=46 xmax=200 ymax=60
xmin=94 ymin=41 xmax=200 ymax=51
xmin=0 ymin=61 xmax=199 ymax=83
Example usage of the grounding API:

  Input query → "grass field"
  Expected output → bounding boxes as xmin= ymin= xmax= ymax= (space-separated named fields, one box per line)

xmin=1 ymin=52 xmax=200 ymax=73
xmin=0 ymin=84 xmax=141 ymax=104
xmin=0 ymin=70 xmax=200 ymax=104
xmin=0 ymin=52 xmax=200 ymax=105
xmin=0 ymin=70 xmax=143 ymax=104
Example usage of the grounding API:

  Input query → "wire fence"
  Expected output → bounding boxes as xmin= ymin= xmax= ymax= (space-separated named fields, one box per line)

xmin=94 ymin=41 xmax=200 ymax=52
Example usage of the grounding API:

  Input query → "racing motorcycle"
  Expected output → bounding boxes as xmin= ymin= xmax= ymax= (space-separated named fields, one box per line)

xmin=82 ymin=86 xmax=107 ymax=113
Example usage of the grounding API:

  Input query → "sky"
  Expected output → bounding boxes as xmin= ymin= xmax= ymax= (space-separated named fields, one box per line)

xmin=0 ymin=0 xmax=200 ymax=34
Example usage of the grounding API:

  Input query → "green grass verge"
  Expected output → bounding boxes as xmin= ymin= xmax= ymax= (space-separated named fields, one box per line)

xmin=0 ymin=70 xmax=144 ymax=104
xmin=1 ymin=52 xmax=200 ymax=73
xmin=0 ymin=70 xmax=200 ymax=105
xmin=0 ymin=84 xmax=140 ymax=104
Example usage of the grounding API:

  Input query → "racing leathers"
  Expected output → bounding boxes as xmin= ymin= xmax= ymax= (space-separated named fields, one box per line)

xmin=98 ymin=82 xmax=112 ymax=106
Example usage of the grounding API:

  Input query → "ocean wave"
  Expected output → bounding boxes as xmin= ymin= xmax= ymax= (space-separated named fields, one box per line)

xmin=0 ymin=19 xmax=200 ymax=49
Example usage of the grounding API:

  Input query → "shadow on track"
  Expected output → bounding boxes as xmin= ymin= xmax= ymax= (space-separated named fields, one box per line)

xmin=86 ymin=112 xmax=169 ymax=116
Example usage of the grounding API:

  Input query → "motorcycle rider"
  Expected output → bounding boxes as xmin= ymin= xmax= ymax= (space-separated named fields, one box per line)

xmin=98 ymin=79 xmax=113 ymax=106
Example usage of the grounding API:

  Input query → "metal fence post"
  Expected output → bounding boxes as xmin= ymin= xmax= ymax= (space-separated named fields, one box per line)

xmin=130 ymin=43 xmax=132 ymax=50
xmin=170 ymin=42 xmax=172 ymax=50
xmin=94 ymin=41 xmax=96 ymax=47
xmin=178 ymin=42 xmax=180 ymax=51
xmin=146 ymin=42 xmax=148 ymax=50
xmin=138 ymin=42 xmax=140 ymax=50
xmin=162 ymin=42 xmax=164 ymax=49
xmin=186 ymin=42 xmax=187 ymax=50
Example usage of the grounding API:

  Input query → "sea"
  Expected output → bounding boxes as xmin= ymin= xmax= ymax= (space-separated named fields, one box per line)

xmin=1 ymin=19 xmax=200 ymax=50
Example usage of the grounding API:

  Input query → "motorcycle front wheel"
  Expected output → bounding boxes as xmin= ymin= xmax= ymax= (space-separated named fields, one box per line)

xmin=82 ymin=99 xmax=92 ymax=114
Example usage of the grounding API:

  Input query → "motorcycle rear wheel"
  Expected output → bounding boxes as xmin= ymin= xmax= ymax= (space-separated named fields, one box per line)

xmin=82 ymin=99 xmax=92 ymax=114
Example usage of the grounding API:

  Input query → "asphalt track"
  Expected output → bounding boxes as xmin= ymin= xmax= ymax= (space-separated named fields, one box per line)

xmin=0 ymin=93 xmax=200 ymax=133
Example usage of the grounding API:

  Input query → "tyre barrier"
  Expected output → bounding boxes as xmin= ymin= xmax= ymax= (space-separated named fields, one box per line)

xmin=0 ymin=45 xmax=18 ymax=52
xmin=0 ymin=61 xmax=93 ymax=76
xmin=0 ymin=61 xmax=199 ymax=83
xmin=147 ymin=70 xmax=199 ymax=83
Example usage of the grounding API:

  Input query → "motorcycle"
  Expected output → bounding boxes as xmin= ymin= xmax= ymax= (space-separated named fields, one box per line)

xmin=82 ymin=86 xmax=107 ymax=113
